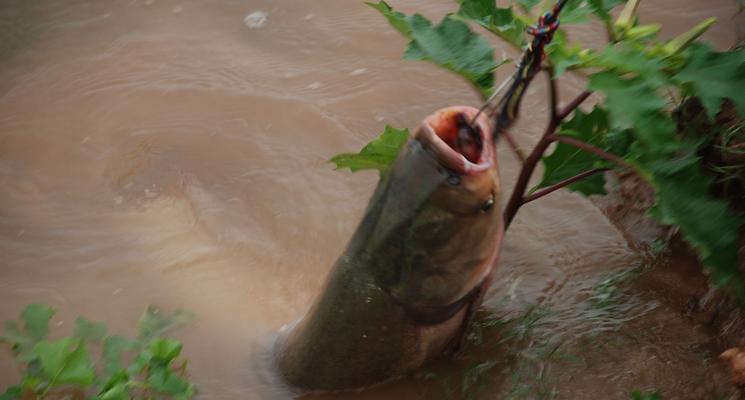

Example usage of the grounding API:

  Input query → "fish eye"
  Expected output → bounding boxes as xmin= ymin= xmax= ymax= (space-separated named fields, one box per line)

xmin=481 ymin=195 xmax=494 ymax=212
xmin=447 ymin=174 xmax=461 ymax=186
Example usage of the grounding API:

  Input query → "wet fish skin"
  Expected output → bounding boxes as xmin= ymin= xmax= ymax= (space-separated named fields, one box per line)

xmin=276 ymin=106 xmax=504 ymax=391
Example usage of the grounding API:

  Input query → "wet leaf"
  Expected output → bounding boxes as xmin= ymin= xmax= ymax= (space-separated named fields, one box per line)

xmin=588 ymin=71 xmax=679 ymax=154
xmin=34 ymin=338 xmax=95 ymax=387
xmin=674 ymin=44 xmax=745 ymax=119
xmin=457 ymin=0 xmax=527 ymax=47
xmin=102 ymin=335 xmax=136 ymax=377
xmin=366 ymin=1 xmax=411 ymax=38
xmin=21 ymin=304 xmax=55 ymax=342
xmin=537 ymin=107 xmax=611 ymax=195
xmin=73 ymin=317 xmax=107 ymax=344
xmin=403 ymin=14 xmax=499 ymax=94
xmin=330 ymin=125 xmax=409 ymax=174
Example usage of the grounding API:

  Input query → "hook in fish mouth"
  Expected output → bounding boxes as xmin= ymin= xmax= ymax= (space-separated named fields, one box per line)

xmin=415 ymin=106 xmax=495 ymax=176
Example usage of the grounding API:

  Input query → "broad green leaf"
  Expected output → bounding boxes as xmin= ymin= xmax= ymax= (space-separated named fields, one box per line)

xmin=366 ymin=1 xmax=411 ymax=38
xmin=34 ymin=338 xmax=95 ymax=387
xmin=102 ymin=335 xmax=136 ymax=377
xmin=589 ymin=71 xmax=679 ymax=154
xmin=588 ymin=0 xmax=626 ymax=22
xmin=0 ymin=386 xmax=21 ymax=400
xmin=21 ymin=304 xmax=55 ymax=342
xmin=148 ymin=365 xmax=196 ymax=400
xmin=537 ymin=107 xmax=611 ymax=195
xmin=97 ymin=370 xmax=130 ymax=400
xmin=330 ymin=125 xmax=409 ymax=174
xmin=371 ymin=3 xmax=500 ymax=95
xmin=649 ymin=163 xmax=745 ymax=298
xmin=674 ymin=44 xmax=745 ymax=119
xmin=73 ymin=317 xmax=107 ymax=343
xmin=403 ymin=14 xmax=499 ymax=94
xmin=2 ymin=304 xmax=55 ymax=363
xmin=591 ymin=45 xmax=668 ymax=85
xmin=149 ymin=338 xmax=183 ymax=363
xmin=545 ymin=30 xmax=587 ymax=76
xmin=137 ymin=305 xmax=192 ymax=345
xmin=457 ymin=0 xmax=527 ymax=47
xmin=631 ymin=390 xmax=662 ymax=400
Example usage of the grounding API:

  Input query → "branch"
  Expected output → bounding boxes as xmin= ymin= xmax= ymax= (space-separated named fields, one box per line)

xmin=521 ymin=168 xmax=609 ymax=205
xmin=557 ymin=91 xmax=592 ymax=121
xmin=503 ymin=89 xmax=596 ymax=230
xmin=502 ymin=130 xmax=527 ymax=163
xmin=545 ymin=67 xmax=558 ymax=121
xmin=549 ymin=135 xmax=634 ymax=170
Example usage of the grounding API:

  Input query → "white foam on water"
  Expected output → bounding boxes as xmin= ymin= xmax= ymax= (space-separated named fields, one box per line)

xmin=244 ymin=11 xmax=268 ymax=29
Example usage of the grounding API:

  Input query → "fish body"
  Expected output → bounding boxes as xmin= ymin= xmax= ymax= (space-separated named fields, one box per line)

xmin=276 ymin=106 xmax=504 ymax=391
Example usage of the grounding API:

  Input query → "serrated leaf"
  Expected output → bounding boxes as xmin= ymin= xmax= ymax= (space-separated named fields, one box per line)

xmin=546 ymin=30 xmax=586 ymax=76
xmin=404 ymin=14 xmax=499 ymax=94
xmin=34 ymin=338 xmax=95 ymax=387
xmin=102 ymin=335 xmax=136 ymax=377
xmin=137 ymin=305 xmax=192 ymax=345
xmin=674 ymin=44 xmax=745 ymax=119
xmin=73 ymin=317 xmax=107 ymax=344
xmin=366 ymin=1 xmax=411 ymax=38
xmin=149 ymin=338 xmax=182 ymax=363
xmin=21 ymin=304 xmax=55 ymax=342
xmin=457 ymin=0 xmax=527 ymax=47
xmin=537 ymin=107 xmax=611 ymax=195
xmin=330 ymin=125 xmax=409 ymax=174
xmin=148 ymin=365 xmax=196 ymax=400
xmin=589 ymin=71 xmax=679 ymax=153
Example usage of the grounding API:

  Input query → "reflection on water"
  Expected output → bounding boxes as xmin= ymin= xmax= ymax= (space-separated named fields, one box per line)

xmin=0 ymin=1 xmax=741 ymax=399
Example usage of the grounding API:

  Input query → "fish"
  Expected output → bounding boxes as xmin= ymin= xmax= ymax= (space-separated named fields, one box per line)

xmin=275 ymin=106 xmax=505 ymax=391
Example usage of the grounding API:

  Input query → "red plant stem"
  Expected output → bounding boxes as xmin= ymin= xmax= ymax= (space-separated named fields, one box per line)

xmin=549 ymin=135 xmax=635 ymax=170
xmin=521 ymin=167 xmax=609 ymax=205
xmin=503 ymin=89 xmax=593 ymax=230
xmin=502 ymin=130 xmax=527 ymax=163
xmin=546 ymin=68 xmax=558 ymax=121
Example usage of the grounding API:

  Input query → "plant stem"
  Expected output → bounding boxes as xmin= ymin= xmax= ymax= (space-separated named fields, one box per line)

xmin=503 ymin=89 xmax=593 ymax=229
xmin=521 ymin=168 xmax=609 ymax=205
xmin=549 ymin=134 xmax=634 ymax=170
xmin=502 ymin=130 xmax=527 ymax=163
xmin=546 ymin=67 xmax=558 ymax=121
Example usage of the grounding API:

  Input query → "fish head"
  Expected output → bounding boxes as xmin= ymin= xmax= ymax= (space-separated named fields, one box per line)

xmin=360 ymin=106 xmax=504 ymax=310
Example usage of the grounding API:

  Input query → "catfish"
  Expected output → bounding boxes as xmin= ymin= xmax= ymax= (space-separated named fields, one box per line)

xmin=275 ymin=106 xmax=504 ymax=391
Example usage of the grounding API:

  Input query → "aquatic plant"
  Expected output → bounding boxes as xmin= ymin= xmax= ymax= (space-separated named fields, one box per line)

xmin=332 ymin=0 xmax=745 ymax=299
xmin=0 ymin=304 xmax=196 ymax=400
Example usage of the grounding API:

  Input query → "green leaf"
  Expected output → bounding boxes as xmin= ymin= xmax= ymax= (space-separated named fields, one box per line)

xmin=21 ymin=304 xmax=55 ymax=342
xmin=546 ymin=30 xmax=587 ymax=77
xmin=97 ymin=370 xmax=130 ymax=400
xmin=137 ymin=305 xmax=192 ymax=345
xmin=34 ymin=338 xmax=95 ymax=387
xmin=631 ymin=390 xmax=662 ymax=400
xmin=515 ymin=0 xmax=541 ymax=12
xmin=403 ymin=14 xmax=499 ymax=94
xmin=372 ymin=3 xmax=500 ymax=95
xmin=0 ymin=386 xmax=21 ymax=400
xmin=649 ymin=163 xmax=745 ymax=298
xmin=366 ymin=1 xmax=411 ymax=38
xmin=330 ymin=125 xmax=409 ymax=174
xmin=560 ymin=0 xmax=594 ymax=25
xmin=73 ymin=317 xmax=107 ymax=343
xmin=1 ymin=304 xmax=56 ymax=363
xmin=148 ymin=365 xmax=196 ymax=400
xmin=149 ymin=338 xmax=183 ymax=363
xmin=537 ymin=107 xmax=611 ymax=195
xmin=674 ymin=44 xmax=745 ymax=119
xmin=588 ymin=0 xmax=626 ymax=22
xmin=589 ymin=71 xmax=679 ymax=154
xmin=457 ymin=0 xmax=527 ymax=47
xmin=102 ymin=335 xmax=136 ymax=377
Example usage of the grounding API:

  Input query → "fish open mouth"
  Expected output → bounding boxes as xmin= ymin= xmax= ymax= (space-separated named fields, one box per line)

xmin=415 ymin=106 xmax=494 ymax=175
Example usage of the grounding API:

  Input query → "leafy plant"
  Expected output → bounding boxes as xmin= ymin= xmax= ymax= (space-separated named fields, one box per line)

xmin=631 ymin=390 xmax=662 ymax=400
xmin=0 ymin=304 xmax=196 ymax=400
xmin=332 ymin=0 xmax=745 ymax=299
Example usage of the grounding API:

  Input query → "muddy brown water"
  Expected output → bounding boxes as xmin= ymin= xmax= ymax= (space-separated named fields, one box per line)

xmin=0 ymin=1 xmax=742 ymax=399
